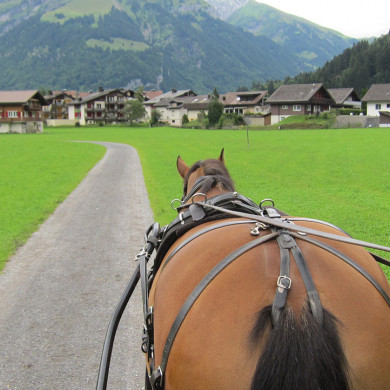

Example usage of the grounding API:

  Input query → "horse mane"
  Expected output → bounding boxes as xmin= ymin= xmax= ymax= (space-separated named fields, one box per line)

xmin=184 ymin=158 xmax=235 ymax=195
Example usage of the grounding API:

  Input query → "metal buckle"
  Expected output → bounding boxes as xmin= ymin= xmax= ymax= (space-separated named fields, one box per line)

xmin=191 ymin=192 xmax=207 ymax=204
xmin=171 ymin=198 xmax=183 ymax=210
xmin=277 ymin=275 xmax=292 ymax=290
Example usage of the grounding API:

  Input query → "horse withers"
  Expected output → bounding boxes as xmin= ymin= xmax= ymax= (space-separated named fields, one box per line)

xmin=146 ymin=150 xmax=390 ymax=390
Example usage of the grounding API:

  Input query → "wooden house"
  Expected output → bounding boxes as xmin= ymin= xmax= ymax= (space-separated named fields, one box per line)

xmin=0 ymin=90 xmax=47 ymax=133
xmin=266 ymin=83 xmax=335 ymax=124
xmin=327 ymin=88 xmax=361 ymax=110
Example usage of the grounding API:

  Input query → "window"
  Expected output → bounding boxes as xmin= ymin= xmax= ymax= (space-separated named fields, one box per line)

xmin=375 ymin=104 xmax=382 ymax=110
xmin=293 ymin=105 xmax=302 ymax=111
xmin=306 ymin=105 xmax=311 ymax=111
xmin=7 ymin=111 xmax=18 ymax=118
xmin=387 ymin=104 xmax=390 ymax=108
xmin=282 ymin=105 xmax=289 ymax=109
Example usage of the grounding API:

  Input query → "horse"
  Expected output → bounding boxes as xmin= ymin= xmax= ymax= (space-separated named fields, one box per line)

xmin=146 ymin=150 xmax=390 ymax=390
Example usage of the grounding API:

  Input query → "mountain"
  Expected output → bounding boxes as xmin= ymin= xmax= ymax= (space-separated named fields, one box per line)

xmin=291 ymin=33 xmax=390 ymax=94
xmin=227 ymin=0 xmax=357 ymax=69
xmin=0 ymin=0 xmax=357 ymax=93
xmin=203 ymin=0 xmax=249 ymax=20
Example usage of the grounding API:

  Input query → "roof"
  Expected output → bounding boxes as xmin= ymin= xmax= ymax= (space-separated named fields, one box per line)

xmin=266 ymin=83 xmax=327 ymax=103
xmin=143 ymin=89 xmax=196 ymax=105
xmin=68 ymin=89 xmax=124 ymax=105
xmin=327 ymin=88 xmax=360 ymax=105
xmin=0 ymin=90 xmax=47 ymax=104
xmin=379 ymin=111 xmax=390 ymax=118
xmin=144 ymin=90 xmax=163 ymax=100
xmin=362 ymin=84 xmax=390 ymax=102
xmin=221 ymin=90 xmax=268 ymax=106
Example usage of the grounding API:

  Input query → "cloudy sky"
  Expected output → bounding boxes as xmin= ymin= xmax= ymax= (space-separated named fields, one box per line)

xmin=255 ymin=0 xmax=389 ymax=38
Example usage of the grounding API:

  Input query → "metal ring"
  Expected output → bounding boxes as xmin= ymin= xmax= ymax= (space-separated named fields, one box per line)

xmin=259 ymin=198 xmax=275 ymax=210
xmin=171 ymin=198 xmax=183 ymax=210
xmin=191 ymin=193 xmax=207 ymax=204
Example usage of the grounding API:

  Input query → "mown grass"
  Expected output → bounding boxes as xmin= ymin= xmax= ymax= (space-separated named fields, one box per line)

xmin=0 ymin=134 xmax=105 ymax=270
xmin=2 ymin=126 xmax=390 ymax=279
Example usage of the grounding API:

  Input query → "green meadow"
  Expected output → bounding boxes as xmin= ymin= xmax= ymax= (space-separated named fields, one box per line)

xmin=1 ymin=126 xmax=389 ymax=279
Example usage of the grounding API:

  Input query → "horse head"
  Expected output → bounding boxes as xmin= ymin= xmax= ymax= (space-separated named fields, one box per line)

xmin=176 ymin=149 xmax=235 ymax=203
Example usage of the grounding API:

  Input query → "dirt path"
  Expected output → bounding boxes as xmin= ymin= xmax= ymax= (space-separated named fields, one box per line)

xmin=0 ymin=142 xmax=153 ymax=390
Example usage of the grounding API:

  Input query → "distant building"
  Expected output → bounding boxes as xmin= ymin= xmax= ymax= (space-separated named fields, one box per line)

xmin=266 ymin=83 xmax=335 ymax=124
xmin=0 ymin=90 xmax=47 ymax=133
xmin=68 ymin=89 xmax=134 ymax=125
xmin=362 ymin=84 xmax=390 ymax=116
xmin=327 ymin=88 xmax=361 ymax=110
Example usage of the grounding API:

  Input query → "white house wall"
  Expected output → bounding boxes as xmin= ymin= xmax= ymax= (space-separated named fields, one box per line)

xmin=366 ymin=101 xmax=390 ymax=116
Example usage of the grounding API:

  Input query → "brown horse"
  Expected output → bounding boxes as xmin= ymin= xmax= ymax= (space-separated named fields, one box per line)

xmin=147 ymin=151 xmax=390 ymax=390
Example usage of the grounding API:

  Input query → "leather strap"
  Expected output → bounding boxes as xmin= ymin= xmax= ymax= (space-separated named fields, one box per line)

xmin=160 ymin=219 xmax=257 ymax=272
xmin=289 ymin=232 xmax=390 ymax=306
xmin=196 ymin=202 xmax=390 ymax=254
xmin=271 ymin=232 xmax=292 ymax=326
xmin=154 ymin=231 xmax=279 ymax=386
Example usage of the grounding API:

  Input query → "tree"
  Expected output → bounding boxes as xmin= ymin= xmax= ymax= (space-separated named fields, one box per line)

xmin=208 ymin=88 xmax=223 ymax=127
xmin=150 ymin=109 xmax=162 ymax=126
xmin=208 ymin=100 xmax=224 ymax=127
xmin=135 ymin=85 xmax=145 ymax=102
xmin=122 ymin=99 xmax=145 ymax=125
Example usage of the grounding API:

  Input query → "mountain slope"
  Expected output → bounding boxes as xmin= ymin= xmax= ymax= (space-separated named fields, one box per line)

xmin=0 ymin=0 xmax=309 ymax=93
xmin=291 ymin=33 xmax=390 ymax=94
xmin=227 ymin=0 xmax=357 ymax=69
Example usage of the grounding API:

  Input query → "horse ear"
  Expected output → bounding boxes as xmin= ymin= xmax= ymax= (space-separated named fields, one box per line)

xmin=218 ymin=148 xmax=225 ymax=163
xmin=177 ymin=156 xmax=190 ymax=178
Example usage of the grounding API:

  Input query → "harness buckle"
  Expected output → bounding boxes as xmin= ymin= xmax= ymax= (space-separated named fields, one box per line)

xmin=251 ymin=222 xmax=268 ymax=236
xmin=277 ymin=275 xmax=292 ymax=290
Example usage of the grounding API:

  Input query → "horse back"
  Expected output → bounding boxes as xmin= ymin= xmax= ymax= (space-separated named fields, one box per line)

xmin=149 ymin=217 xmax=390 ymax=390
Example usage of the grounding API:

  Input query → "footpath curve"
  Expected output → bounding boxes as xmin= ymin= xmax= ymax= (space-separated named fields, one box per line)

xmin=0 ymin=142 xmax=153 ymax=390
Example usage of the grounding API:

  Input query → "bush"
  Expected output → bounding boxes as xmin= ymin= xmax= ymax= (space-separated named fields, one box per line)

xmin=182 ymin=114 xmax=189 ymax=125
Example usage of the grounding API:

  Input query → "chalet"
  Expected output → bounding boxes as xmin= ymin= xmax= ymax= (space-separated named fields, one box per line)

xmin=266 ymin=83 xmax=335 ymax=125
xmin=221 ymin=91 xmax=269 ymax=115
xmin=327 ymin=88 xmax=361 ymax=110
xmin=0 ymin=90 xmax=47 ymax=133
xmin=362 ymin=84 xmax=390 ymax=116
xmin=143 ymin=89 xmax=197 ymax=121
xmin=43 ymin=91 xmax=75 ymax=121
xmin=68 ymin=89 xmax=134 ymax=125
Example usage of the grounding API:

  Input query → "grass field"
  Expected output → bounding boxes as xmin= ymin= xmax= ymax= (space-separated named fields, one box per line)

xmin=1 ymin=126 xmax=389 ymax=279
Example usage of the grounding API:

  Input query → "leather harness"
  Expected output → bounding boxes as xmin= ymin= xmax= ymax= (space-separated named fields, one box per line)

xmin=141 ymin=182 xmax=390 ymax=390
xmin=96 ymin=177 xmax=390 ymax=390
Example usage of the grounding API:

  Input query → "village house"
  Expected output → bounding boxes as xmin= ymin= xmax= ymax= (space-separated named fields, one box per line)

xmin=43 ymin=90 xmax=92 ymax=125
xmin=361 ymin=83 xmax=390 ymax=116
xmin=327 ymin=88 xmax=361 ymax=110
xmin=143 ymin=89 xmax=197 ymax=122
xmin=0 ymin=90 xmax=47 ymax=133
xmin=68 ymin=88 xmax=134 ymax=125
xmin=221 ymin=90 xmax=270 ymax=115
xmin=266 ymin=83 xmax=335 ymax=125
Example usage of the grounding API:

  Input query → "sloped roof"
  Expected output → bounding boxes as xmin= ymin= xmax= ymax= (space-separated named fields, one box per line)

xmin=144 ymin=90 xmax=163 ymax=100
xmin=0 ymin=90 xmax=46 ymax=104
xmin=143 ymin=89 xmax=196 ymax=105
xmin=327 ymin=88 xmax=360 ymax=105
xmin=362 ymin=84 xmax=390 ymax=102
xmin=221 ymin=90 xmax=268 ymax=106
xmin=267 ymin=83 xmax=325 ymax=103
xmin=68 ymin=89 xmax=124 ymax=105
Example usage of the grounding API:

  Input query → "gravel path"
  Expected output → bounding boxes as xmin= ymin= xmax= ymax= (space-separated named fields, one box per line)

xmin=0 ymin=142 xmax=154 ymax=390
